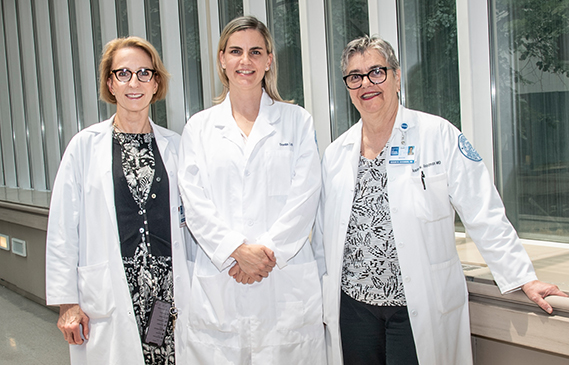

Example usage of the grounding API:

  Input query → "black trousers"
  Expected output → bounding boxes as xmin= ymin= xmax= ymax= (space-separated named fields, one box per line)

xmin=340 ymin=291 xmax=419 ymax=365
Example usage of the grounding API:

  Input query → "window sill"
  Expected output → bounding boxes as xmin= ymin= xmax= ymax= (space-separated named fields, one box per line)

xmin=0 ymin=187 xmax=51 ymax=209
xmin=459 ymin=233 xmax=569 ymax=356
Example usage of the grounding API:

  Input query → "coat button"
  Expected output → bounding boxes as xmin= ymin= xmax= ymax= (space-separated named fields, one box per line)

xmin=411 ymin=310 xmax=418 ymax=316
xmin=247 ymin=220 xmax=254 ymax=227
xmin=151 ymin=193 xmax=156 ymax=199
xmin=156 ymin=176 xmax=161 ymax=182
xmin=139 ymin=228 xmax=144 ymax=233
xmin=245 ymin=170 xmax=250 ymax=176
xmin=392 ymin=207 xmax=398 ymax=213
xmin=404 ymin=276 xmax=411 ymax=283
xmin=398 ymin=242 xmax=404 ymax=248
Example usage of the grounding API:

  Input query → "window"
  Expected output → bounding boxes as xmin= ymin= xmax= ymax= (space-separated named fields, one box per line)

xmin=266 ymin=0 xmax=304 ymax=105
xmin=490 ymin=0 xmax=569 ymax=243
xmin=324 ymin=0 xmax=369 ymax=140
xmin=180 ymin=0 xmax=204 ymax=120
xmin=398 ymin=0 xmax=461 ymax=129
xmin=219 ymin=0 xmax=243 ymax=30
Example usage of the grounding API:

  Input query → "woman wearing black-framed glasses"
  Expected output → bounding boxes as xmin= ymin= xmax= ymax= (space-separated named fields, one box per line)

xmin=314 ymin=35 xmax=566 ymax=365
xmin=46 ymin=36 xmax=193 ymax=365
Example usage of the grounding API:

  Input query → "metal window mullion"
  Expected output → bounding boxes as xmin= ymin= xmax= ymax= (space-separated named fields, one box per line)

xmin=127 ymin=0 xmax=146 ymax=38
xmin=298 ymin=0 xmax=331 ymax=153
xmin=51 ymin=0 xmax=79 ymax=149
xmin=74 ymin=0 xmax=98 ymax=128
xmin=178 ymin=0 xmax=204 ymax=120
xmin=455 ymin=0 xmax=494 ymax=179
xmin=18 ymin=0 xmax=47 ymax=190
xmin=4 ymin=0 xmax=31 ymax=189
xmin=197 ymin=0 xmax=221 ymax=107
xmin=159 ymin=1 xmax=184 ymax=133
xmin=243 ymin=0 xmax=266 ymax=23
xmin=369 ymin=0 xmax=399 ymax=61
xmin=67 ymin=0 xmax=84 ymax=132
xmin=0 ymin=2 xmax=16 ymax=187
xmin=32 ymin=0 xmax=60 ymax=190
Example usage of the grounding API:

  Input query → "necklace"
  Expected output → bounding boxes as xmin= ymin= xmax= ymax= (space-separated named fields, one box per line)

xmin=113 ymin=118 xmax=152 ymax=134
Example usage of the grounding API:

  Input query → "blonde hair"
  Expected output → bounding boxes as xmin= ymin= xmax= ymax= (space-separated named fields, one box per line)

xmin=99 ymin=36 xmax=170 ymax=104
xmin=214 ymin=16 xmax=286 ymax=104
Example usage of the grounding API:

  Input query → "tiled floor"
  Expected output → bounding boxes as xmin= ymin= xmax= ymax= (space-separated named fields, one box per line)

xmin=0 ymin=285 xmax=69 ymax=365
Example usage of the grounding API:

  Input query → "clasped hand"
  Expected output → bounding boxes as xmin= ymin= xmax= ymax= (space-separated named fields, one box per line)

xmin=229 ymin=244 xmax=276 ymax=284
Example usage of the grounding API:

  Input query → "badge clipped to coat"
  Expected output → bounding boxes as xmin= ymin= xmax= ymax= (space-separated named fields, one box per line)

xmin=389 ymin=123 xmax=415 ymax=164
xmin=389 ymin=144 xmax=415 ymax=164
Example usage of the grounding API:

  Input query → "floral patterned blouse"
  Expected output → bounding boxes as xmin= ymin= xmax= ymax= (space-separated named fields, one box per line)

xmin=341 ymin=147 xmax=407 ymax=306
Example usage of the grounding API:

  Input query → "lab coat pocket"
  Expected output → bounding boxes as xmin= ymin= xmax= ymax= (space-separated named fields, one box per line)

xmin=430 ymin=256 xmax=467 ymax=314
xmin=412 ymin=172 xmax=453 ymax=222
xmin=190 ymin=271 xmax=237 ymax=332
xmin=274 ymin=261 xmax=322 ymax=330
xmin=266 ymin=150 xmax=293 ymax=196
xmin=77 ymin=261 xmax=116 ymax=319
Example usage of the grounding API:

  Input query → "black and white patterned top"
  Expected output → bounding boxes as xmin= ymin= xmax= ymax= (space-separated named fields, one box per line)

xmin=113 ymin=129 xmax=175 ymax=364
xmin=341 ymin=147 xmax=406 ymax=306
xmin=114 ymin=130 xmax=156 ymax=208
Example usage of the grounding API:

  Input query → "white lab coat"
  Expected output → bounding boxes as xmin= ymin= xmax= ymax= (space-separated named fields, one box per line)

xmin=45 ymin=117 xmax=194 ymax=365
xmin=313 ymin=106 xmax=538 ymax=365
xmin=178 ymin=91 xmax=326 ymax=364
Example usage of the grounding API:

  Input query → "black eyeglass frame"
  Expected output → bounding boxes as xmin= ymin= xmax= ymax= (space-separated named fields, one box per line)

xmin=110 ymin=68 xmax=156 ymax=83
xmin=342 ymin=67 xmax=394 ymax=90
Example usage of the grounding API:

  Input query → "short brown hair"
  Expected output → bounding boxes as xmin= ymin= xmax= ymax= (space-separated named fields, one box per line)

xmin=99 ymin=36 xmax=170 ymax=104
xmin=215 ymin=16 xmax=286 ymax=104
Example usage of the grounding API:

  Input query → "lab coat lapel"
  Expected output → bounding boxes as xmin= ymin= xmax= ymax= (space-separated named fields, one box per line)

xmin=343 ymin=120 xmax=363 ymax=191
xmin=152 ymin=119 xmax=174 ymax=168
xmin=338 ymin=121 xmax=362 ymax=239
xmin=97 ymin=117 xmax=119 ymax=237
xmin=244 ymin=93 xmax=276 ymax=159
xmin=215 ymin=97 xmax=245 ymax=152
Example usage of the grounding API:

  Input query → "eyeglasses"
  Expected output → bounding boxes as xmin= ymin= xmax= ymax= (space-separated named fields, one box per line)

xmin=110 ymin=68 xmax=156 ymax=83
xmin=343 ymin=67 xmax=393 ymax=90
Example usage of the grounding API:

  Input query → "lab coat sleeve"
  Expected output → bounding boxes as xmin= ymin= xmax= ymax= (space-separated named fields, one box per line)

xmin=312 ymin=154 xmax=327 ymax=278
xmin=45 ymin=138 xmax=82 ymax=305
xmin=178 ymin=118 xmax=246 ymax=271
xmin=256 ymin=113 xmax=322 ymax=268
xmin=441 ymin=121 xmax=537 ymax=293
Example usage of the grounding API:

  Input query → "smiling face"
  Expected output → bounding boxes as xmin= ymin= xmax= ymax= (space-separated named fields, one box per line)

xmin=345 ymin=50 xmax=401 ymax=121
xmin=219 ymin=28 xmax=273 ymax=94
xmin=106 ymin=47 xmax=158 ymax=116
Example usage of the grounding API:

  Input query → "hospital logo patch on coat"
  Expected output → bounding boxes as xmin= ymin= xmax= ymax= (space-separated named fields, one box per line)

xmin=458 ymin=134 xmax=482 ymax=162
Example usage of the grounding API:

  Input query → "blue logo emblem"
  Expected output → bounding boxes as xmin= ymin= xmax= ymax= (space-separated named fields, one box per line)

xmin=401 ymin=123 xmax=408 ymax=130
xmin=458 ymin=134 xmax=482 ymax=162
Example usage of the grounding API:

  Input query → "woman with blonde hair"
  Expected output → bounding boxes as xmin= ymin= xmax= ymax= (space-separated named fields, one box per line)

xmin=178 ymin=16 xmax=326 ymax=364
xmin=46 ymin=36 xmax=193 ymax=364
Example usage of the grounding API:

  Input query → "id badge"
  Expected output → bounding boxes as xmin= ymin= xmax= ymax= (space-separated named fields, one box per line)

xmin=389 ymin=145 xmax=415 ymax=164
xmin=144 ymin=299 xmax=171 ymax=346
xmin=178 ymin=203 xmax=186 ymax=228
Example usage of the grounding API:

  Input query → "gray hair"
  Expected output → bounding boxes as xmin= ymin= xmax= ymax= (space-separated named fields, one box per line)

xmin=341 ymin=35 xmax=400 ymax=75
